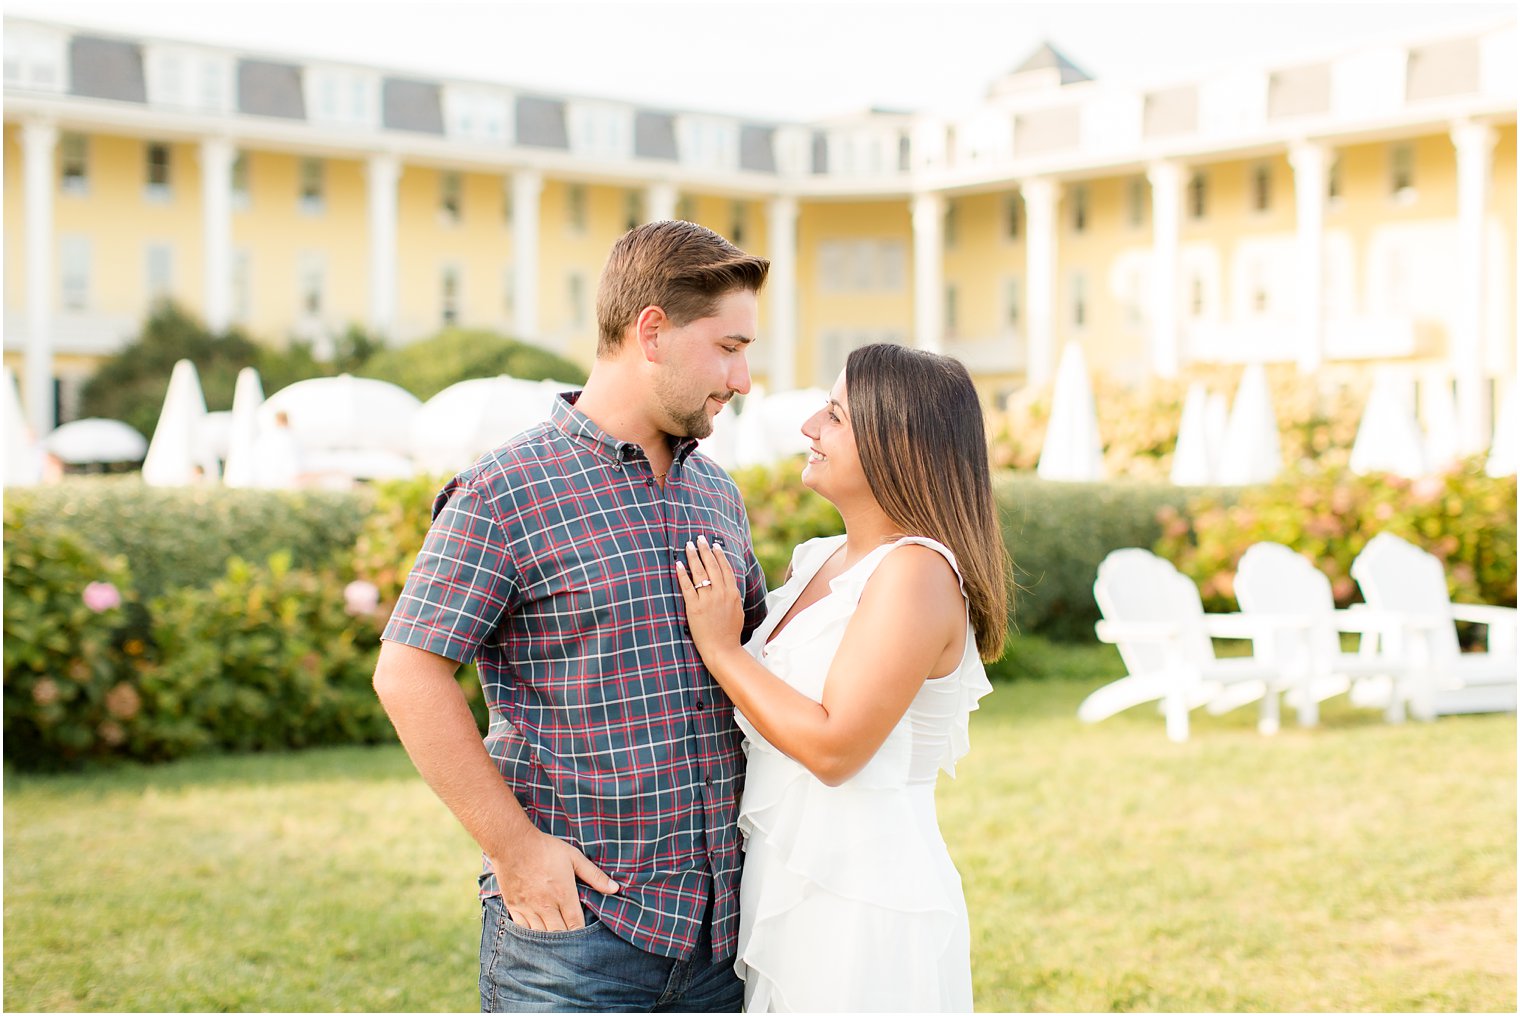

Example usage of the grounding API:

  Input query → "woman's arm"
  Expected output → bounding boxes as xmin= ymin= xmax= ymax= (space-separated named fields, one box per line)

xmin=678 ymin=537 xmax=963 ymax=786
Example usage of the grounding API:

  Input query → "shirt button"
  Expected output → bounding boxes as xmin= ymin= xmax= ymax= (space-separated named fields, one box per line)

xmin=695 ymin=699 xmax=705 ymax=710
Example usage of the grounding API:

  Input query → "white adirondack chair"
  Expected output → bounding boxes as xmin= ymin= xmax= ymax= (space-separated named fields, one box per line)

xmin=1350 ymin=534 xmax=1518 ymax=721
xmin=1081 ymin=549 xmax=1285 ymax=742
xmin=1236 ymin=542 xmax=1414 ymax=725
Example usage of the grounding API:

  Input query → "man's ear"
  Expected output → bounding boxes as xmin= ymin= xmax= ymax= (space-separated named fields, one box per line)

xmin=634 ymin=305 xmax=668 ymax=362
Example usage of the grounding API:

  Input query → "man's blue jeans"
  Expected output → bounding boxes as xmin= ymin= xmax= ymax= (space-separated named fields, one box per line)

xmin=478 ymin=895 xmax=743 ymax=1013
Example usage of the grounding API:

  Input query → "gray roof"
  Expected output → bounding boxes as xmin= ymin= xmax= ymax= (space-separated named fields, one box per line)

xmin=237 ymin=59 xmax=305 ymax=119
xmin=634 ymin=111 xmax=678 ymax=160
xmin=1010 ymin=42 xmax=1092 ymax=84
xmin=383 ymin=77 xmax=444 ymax=134
xmin=69 ymin=36 xmax=145 ymax=103
xmin=739 ymin=125 xmax=777 ymax=173
xmin=515 ymin=95 xmax=568 ymax=149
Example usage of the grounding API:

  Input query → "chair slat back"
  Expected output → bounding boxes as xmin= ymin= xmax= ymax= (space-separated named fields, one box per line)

xmin=1236 ymin=542 xmax=1341 ymax=668
xmin=1351 ymin=533 xmax=1462 ymax=662
xmin=1094 ymin=549 xmax=1215 ymax=678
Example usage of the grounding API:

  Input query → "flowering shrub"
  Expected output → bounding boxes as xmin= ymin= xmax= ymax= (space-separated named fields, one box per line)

xmin=988 ymin=363 xmax=1370 ymax=480
xmin=3 ymin=501 xmax=145 ymax=768
xmin=730 ymin=458 xmax=845 ymax=586
xmin=1155 ymin=465 xmax=1517 ymax=611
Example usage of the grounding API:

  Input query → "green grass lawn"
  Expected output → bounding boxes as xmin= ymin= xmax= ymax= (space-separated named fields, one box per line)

xmin=6 ymin=642 xmax=1515 ymax=1012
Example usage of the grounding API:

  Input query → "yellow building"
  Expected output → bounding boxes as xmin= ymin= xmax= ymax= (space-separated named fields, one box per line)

xmin=4 ymin=16 xmax=1515 ymax=454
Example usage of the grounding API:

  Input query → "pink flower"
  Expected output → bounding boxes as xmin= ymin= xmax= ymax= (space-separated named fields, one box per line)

xmin=82 ymin=582 xmax=121 ymax=613
xmin=1410 ymin=475 xmax=1444 ymax=504
xmin=344 ymin=580 xmax=381 ymax=617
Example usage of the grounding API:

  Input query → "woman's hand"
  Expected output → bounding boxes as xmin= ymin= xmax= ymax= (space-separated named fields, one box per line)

xmin=676 ymin=536 xmax=745 ymax=664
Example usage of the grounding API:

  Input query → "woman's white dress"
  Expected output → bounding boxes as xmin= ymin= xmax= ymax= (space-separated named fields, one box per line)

xmin=733 ymin=534 xmax=993 ymax=1013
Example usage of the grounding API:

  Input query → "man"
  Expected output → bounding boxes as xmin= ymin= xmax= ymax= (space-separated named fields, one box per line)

xmin=375 ymin=220 xmax=770 ymax=1012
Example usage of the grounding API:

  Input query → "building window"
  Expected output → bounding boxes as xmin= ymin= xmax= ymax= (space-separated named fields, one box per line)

xmin=1004 ymin=194 xmax=1021 ymax=241
xmin=441 ymin=266 xmax=460 ymax=326
xmin=145 ymin=142 xmax=172 ymax=201
xmin=1188 ymin=170 xmax=1207 ymax=220
xmin=1389 ymin=143 xmax=1414 ymax=198
xmin=943 ymin=201 xmax=957 ymax=248
xmin=232 ymin=249 xmax=251 ymax=323
xmin=567 ymin=184 xmax=587 ymax=233
xmin=1071 ymin=273 xmax=1088 ymax=329
xmin=570 ymin=103 xmax=634 ymax=161
xmin=730 ymin=201 xmax=747 ymax=246
xmin=4 ymin=26 xmax=66 ymax=92
xmin=299 ymin=158 xmax=324 ymax=215
xmin=145 ymin=243 xmax=174 ymax=301
xmin=945 ymin=284 xmax=958 ymax=338
xmin=1127 ymin=177 xmax=1145 ymax=228
xmin=503 ymin=265 xmax=515 ymax=319
xmin=567 ymin=272 xmax=586 ymax=329
xmin=60 ymin=133 xmax=88 ymax=194
xmin=1072 ymin=184 xmax=1089 ymax=233
xmin=898 ymin=132 xmax=912 ymax=172
xmin=299 ymin=254 xmax=325 ymax=317
xmin=624 ymin=190 xmax=643 ymax=231
xmin=60 ymin=235 xmax=90 ymax=310
xmin=306 ymin=66 xmax=379 ymax=128
xmin=1327 ymin=155 xmax=1343 ymax=203
xmin=440 ymin=172 xmax=462 ymax=225
xmin=1004 ymin=276 xmax=1021 ymax=330
xmin=1251 ymin=164 xmax=1272 ymax=213
xmin=231 ymin=151 xmax=250 ymax=210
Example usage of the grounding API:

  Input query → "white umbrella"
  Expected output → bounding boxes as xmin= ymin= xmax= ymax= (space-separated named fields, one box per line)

xmin=732 ymin=386 xmax=828 ymax=468
xmin=143 ymin=359 xmax=218 ymax=485
xmin=1170 ymin=383 xmax=1215 ymax=485
xmin=1486 ymin=384 xmax=1516 ymax=478
xmin=1419 ymin=376 xmax=1461 ymax=473
xmin=43 ymin=418 xmax=147 ymax=465
xmin=701 ymin=396 xmax=742 ymax=469
xmin=1350 ymin=367 xmax=1426 ymax=478
xmin=1217 ymin=363 xmax=1282 ymax=486
xmin=3 ymin=366 xmax=41 ymax=486
xmin=1204 ymin=391 xmax=1229 ymax=473
xmin=1037 ymin=342 xmax=1105 ymax=482
xmin=199 ymin=411 xmax=233 ymax=464
xmin=410 ymin=375 xmax=557 ymax=473
xmin=259 ymin=374 xmax=420 ymax=454
xmin=305 ymin=447 xmax=417 ymax=482
xmin=222 ymin=366 xmax=265 ymax=488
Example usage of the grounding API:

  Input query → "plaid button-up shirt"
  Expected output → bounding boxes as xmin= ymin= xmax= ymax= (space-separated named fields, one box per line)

xmin=382 ymin=393 xmax=767 ymax=961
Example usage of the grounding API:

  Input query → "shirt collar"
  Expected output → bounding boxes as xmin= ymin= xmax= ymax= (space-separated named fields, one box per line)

xmin=550 ymin=391 xmax=701 ymax=470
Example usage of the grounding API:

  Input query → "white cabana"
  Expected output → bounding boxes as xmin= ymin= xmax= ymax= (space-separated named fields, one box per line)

xmin=143 ymin=359 xmax=219 ymax=486
xmin=1217 ymin=364 xmax=1282 ymax=486
xmin=222 ymin=367 xmax=266 ymax=488
xmin=1487 ymin=384 xmax=1516 ymax=478
xmin=1037 ymin=342 xmax=1105 ymax=482
xmin=3 ymin=366 xmax=41 ymax=487
xmin=410 ymin=375 xmax=558 ymax=473
xmin=1419 ymin=376 xmax=1461 ymax=472
xmin=258 ymin=374 xmax=421 ymax=454
xmin=1350 ymin=368 xmax=1426 ymax=478
xmin=43 ymin=418 xmax=148 ymax=465
xmin=1170 ymin=383 xmax=1216 ymax=485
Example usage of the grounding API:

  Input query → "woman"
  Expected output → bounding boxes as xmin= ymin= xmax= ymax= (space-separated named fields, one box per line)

xmin=677 ymin=343 xmax=1009 ymax=1012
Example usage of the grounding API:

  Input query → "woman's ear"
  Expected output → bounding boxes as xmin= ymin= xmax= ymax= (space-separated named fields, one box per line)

xmin=634 ymin=304 xmax=668 ymax=362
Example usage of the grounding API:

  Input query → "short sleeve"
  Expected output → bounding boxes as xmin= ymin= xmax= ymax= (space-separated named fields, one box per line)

xmin=381 ymin=478 xmax=519 ymax=664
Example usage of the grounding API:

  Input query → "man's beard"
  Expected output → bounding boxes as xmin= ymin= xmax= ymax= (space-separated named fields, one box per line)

xmin=655 ymin=373 xmax=724 ymax=439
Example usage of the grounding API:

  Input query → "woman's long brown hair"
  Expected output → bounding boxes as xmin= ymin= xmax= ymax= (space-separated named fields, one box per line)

xmin=845 ymin=343 xmax=1010 ymax=661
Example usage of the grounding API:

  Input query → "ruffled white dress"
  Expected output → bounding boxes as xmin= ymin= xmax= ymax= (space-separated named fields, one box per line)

xmin=733 ymin=534 xmax=993 ymax=1013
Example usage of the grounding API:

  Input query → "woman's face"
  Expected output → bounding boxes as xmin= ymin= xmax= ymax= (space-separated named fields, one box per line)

xmin=799 ymin=370 xmax=871 ymax=506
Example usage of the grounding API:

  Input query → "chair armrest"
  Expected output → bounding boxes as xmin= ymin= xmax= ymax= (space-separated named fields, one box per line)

xmin=1450 ymin=603 xmax=1518 ymax=627
xmin=1204 ymin=612 xmax=1314 ymax=640
xmin=1342 ymin=604 xmax=1446 ymax=631
xmin=1095 ymin=619 xmax=1180 ymax=644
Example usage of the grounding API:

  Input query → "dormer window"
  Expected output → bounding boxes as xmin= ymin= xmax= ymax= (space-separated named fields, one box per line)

xmin=568 ymin=102 xmax=633 ymax=160
xmin=3 ymin=24 xmax=66 ymax=93
xmin=305 ymin=66 xmax=380 ymax=129
xmin=146 ymin=46 xmax=234 ymax=113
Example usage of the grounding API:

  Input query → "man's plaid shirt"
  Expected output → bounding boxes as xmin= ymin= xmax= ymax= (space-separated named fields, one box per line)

xmin=382 ymin=393 xmax=768 ymax=961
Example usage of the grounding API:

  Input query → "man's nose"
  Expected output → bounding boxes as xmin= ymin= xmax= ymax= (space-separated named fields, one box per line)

xmin=729 ymin=353 xmax=752 ymax=395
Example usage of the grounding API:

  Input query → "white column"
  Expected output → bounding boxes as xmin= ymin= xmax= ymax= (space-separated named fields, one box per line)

xmin=22 ymin=121 xmax=57 ymax=436
xmin=910 ymin=192 xmax=945 ymax=353
xmin=1146 ymin=162 xmax=1184 ymax=379
xmin=200 ymin=137 xmax=236 ymax=334
xmin=511 ymin=169 xmax=544 ymax=342
xmin=365 ymin=154 xmax=401 ymax=338
xmin=765 ymin=195 xmax=798 ymax=390
xmin=645 ymin=181 xmax=678 ymax=223
xmin=1288 ymin=143 xmax=1328 ymax=374
xmin=1451 ymin=120 xmax=1497 ymax=454
xmin=1022 ymin=178 xmax=1059 ymax=386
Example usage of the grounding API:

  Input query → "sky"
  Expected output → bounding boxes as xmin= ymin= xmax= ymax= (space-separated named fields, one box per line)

xmin=5 ymin=0 xmax=1511 ymax=121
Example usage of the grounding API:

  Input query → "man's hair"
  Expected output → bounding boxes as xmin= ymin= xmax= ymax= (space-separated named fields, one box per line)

xmin=844 ymin=343 xmax=1010 ymax=661
xmin=595 ymin=220 xmax=770 ymax=357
